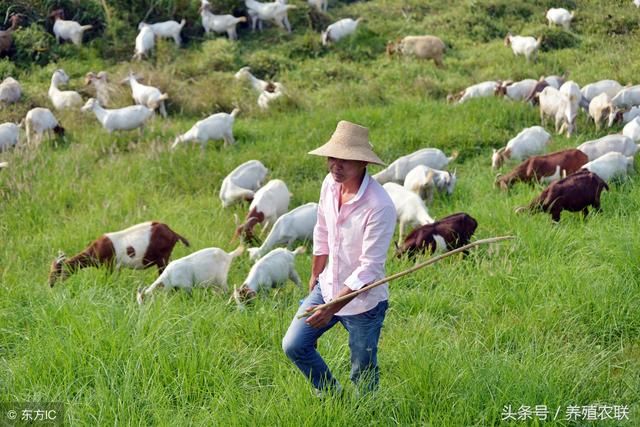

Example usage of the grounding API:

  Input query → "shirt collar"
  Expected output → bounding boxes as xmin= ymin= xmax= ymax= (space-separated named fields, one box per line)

xmin=330 ymin=171 xmax=370 ymax=206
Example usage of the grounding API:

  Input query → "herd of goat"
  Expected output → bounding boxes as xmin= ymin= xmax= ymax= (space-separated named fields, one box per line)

xmin=1 ymin=2 xmax=640 ymax=305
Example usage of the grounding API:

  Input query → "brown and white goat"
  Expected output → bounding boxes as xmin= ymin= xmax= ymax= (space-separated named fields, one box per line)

xmin=233 ymin=179 xmax=290 ymax=243
xmin=515 ymin=169 xmax=609 ymax=222
xmin=495 ymin=149 xmax=588 ymax=190
xmin=48 ymin=221 xmax=189 ymax=286
xmin=395 ymin=212 xmax=477 ymax=258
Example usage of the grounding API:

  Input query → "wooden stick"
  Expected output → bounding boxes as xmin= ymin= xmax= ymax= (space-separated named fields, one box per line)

xmin=297 ymin=235 xmax=515 ymax=319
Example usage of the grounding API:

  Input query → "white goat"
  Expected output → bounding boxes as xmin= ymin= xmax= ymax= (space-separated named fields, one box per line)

xmin=85 ymin=71 xmax=112 ymax=107
xmin=0 ymin=122 xmax=20 ymax=151
xmin=24 ymin=108 xmax=65 ymax=146
xmin=322 ymin=18 xmax=362 ymax=46
xmin=496 ymin=79 xmax=537 ymax=101
xmin=220 ymin=160 xmax=269 ymax=208
xmin=137 ymin=246 xmax=244 ymax=304
xmin=581 ymin=152 xmax=634 ymax=182
xmin=611 ymin=85 xmax=640 ymax=109
xmin=0 ymin=77 xmax=21 ymax=105
xmin=200 ymin=1 xmax=247 ymax=40
xmin=258 ymin=83 xmax=285 ymax=109
xmin=492 ymin=126 xmax=551 ymax=169
xmin=546 ymin=8 xmax=574 ymax=30
xmin=140 ymin=19 xmax=185 ymax=46
xmin=308 ymin=0 xmax=328 ymax=13
xmin=403 ymin=165 xmax=457 ymax=203
xmin=452 ymin=81 xmax=499 ymax=104
xmin=235 ymin=67 xmax=271 ymax=93
xmin=172 ymin=109 xmax=240 ymax=149
xmin=247 ymin=202 xmax=317 ymax=261
xmin=623 ymin=117 xmax=640 ymax=142
xmin=49 ymin=69 xmax=83 ymax=110
xmin=232 ymin=247 xmax=305 ymax=304
xmin=608 ymin=106 xmax=640 ymax=128
xmin=577 ymin=134 xmax=639 ymax=161
xmin=538 ymin=86 xmax=564 ymax=128
xmin=581 ymin=80 xmax=623 ymax=102
xmin=133 ymin=24 xmax=155 ymax=60
xmin=81 ymin=98 xmax=156 ymax=133
xmin=383 ymin=182 xmax=434 ymax=245
xmin=245 ymin=0 xmax=297 ymax=33
xmin=589 ymin=93 xmax=614 ymax=131
xmin=234 ymin=179 xmax=291 ymax=242
xmin=557 ymin=80 xmax=581 ymax=136
xmin=504 ymin=33 xmax=542 ymax=62
xmin=121 ymin=73 xmax=168 ymax=118
xmin=373 ymin=148 xmax=456 ymax=184
xmin=51 ymin=9 xmax=92 ymax=46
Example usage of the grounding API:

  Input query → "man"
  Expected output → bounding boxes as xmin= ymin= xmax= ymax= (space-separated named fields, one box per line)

xmin=282 ymin=120 xmax=397 ymax=395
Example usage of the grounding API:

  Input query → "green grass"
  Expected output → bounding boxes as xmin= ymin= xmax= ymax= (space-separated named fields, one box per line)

xmin=1 ymin=0 xmax=640 ymax=425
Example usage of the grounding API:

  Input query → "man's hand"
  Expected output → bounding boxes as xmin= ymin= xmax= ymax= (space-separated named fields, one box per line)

xmin=305 ymin=304 xmax=337 ymax=328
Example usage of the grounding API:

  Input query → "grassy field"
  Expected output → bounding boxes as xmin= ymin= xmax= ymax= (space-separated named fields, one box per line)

xmin=1 ymin=0 xmax=640 ymax=425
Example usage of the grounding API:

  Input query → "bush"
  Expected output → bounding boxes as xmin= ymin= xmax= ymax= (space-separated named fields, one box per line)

xmin=12 ymin=23 xmax=58 ymax=66
xmin=539 ymin=27 xmax=579 ymax=51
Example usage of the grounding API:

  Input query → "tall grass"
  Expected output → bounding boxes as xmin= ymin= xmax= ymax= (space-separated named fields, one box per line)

xmin=1 ymin=0 xmax=640 ymax=425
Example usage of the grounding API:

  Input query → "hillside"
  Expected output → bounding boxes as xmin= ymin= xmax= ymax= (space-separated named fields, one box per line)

xmin=1 ymin=0 xmax=639 ymax=425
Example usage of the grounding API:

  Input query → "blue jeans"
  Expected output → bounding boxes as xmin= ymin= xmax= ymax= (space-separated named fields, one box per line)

xmin=282 ymin=285 xmax=388 ymax=393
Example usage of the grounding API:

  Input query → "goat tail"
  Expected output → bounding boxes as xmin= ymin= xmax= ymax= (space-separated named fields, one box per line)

xmin=230 ymin=108 xmax=241 ymax=118
xmin=292 ymin=246 xmax=306 ymax=256
xmin=81 ymin=25 xmax=93 ymax=32
xmin=180 ymin=19 xmax=186 ymax=27
xmin=238 ymin=16 xmax=247 ymax=23
xmin=448 ymin=150 xmax=459 ymax=162
xmin=175 ymin=232 xmax=190 ymax=247
xmin=229 ymin=245 xmax=245 ymax=258
xmin=536 ymin=36 xmax=543 ymax=47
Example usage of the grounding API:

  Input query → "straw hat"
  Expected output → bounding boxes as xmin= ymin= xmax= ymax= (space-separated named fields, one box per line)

xmin=308 ymin=120 xmax=385 ymax=166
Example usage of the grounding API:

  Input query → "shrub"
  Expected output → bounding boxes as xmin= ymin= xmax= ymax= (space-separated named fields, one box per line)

xmin=12 ymin=23 xmax=58 ymax=66
xmin=539 ymin=27 xmax=579 ymax=51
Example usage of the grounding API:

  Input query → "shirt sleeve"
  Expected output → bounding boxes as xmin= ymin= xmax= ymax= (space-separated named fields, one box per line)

xmin=343 ymin=204 xmax=397 ymax=290
xmin=313 ymin=179 xmax=329 ymax=256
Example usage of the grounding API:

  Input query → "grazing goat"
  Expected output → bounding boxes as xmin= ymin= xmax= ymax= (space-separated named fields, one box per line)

xmin=386 ymin=35 xmax=446 ymax=67
xmin=556 ymin=80 xmax=581 ymax=136
xmin=220 ymin=160 xmax=269 ymax=208
xmin=200 ymin=0 xmax=247 ymax=40
xmin=322 ymin=18 xmax=362 ymax=46
xmin=24 ymin=108 xmax=65 ymax=146
xmin=608 ymin=106 xmax=640 ymax=128
xmin=495 ymin=149 xmax=588 ymax=190
xmin=234 ymin=179 xmax=291 ymax=242
xmin=0 ymin=122 xmax=20 ymax=151
xmin=232 ymin=247 xmax=305 ymax=304
xmin=449 ymin=81 xmax=498 ymax=104
xmin=245 ymin=0 xmax=297 ymax=33
xmin=133 ymin=24 xmax=155 ymax=60
xmin=0 ymin=14 xmax=22 ymax=56
xmin=140 ymin=19 xmax=185 ymax=46
xmin=589 ymin=93 xmax=614 ymax=131
xmin=258 ymin=82 xmax=285 ymax=109
xmin=383 ymin=182 xmax=434 ymax=245
xmin=581 ymin=152 xmax=634 ymax=182
xmin=50 ymin=9 xmax=92 ymax=45
xmin=396 ymin=212 xmax=477 ymax=258
xmin=235 ymin=66 xmax=270 ymax=93
xmin=85 ymin=72 xmax=112 ymax=107
xmin=49 ymin=69 xmax=83 ymax=110
xmin=49 ymin=221 xmax=190 ymax=286
xmin=492 ymin=126 xmax=551 ymax=169
xmin=137 ymin=246 xmax=244 ymax=304
xmin=403 ymin=165 xmax=457 ymax=203
xmin=0 ymin=77 xmax=21 ymax=105
xmin=611 ymin=85 xmax=640 ymax=109
xmin=247 ymin=202 xmax=317 ymax=261
xmin=121 ymin=73 xmax=168 ymax=118
xmin=172 ymin=108 xmax=240 ymax=149
xmin=496 ymin=79 xmax=537 ymax=102
xmin=504 ymin=33 xmax=542 ymax=62
xmin=577 ymin=134 xmax=639 ymax=161
xmin=581 ymin=80 xmax=622 ymax=102
xmin=82 ymin=98 xmax=157 ymax=133
xmin=516 ymin=170 xmax=608 ymax=222
xmin=373 ymin=148 xmax=457 ymax=184
xmin=623 ymin=117 xmax=640 ymax=142
xmin=546 ymin=8 xmax=574 ymax=30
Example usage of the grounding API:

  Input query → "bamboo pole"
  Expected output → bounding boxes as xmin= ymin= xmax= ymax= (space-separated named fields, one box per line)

xmin=297 ymin=235 xmax=515 ymax=319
